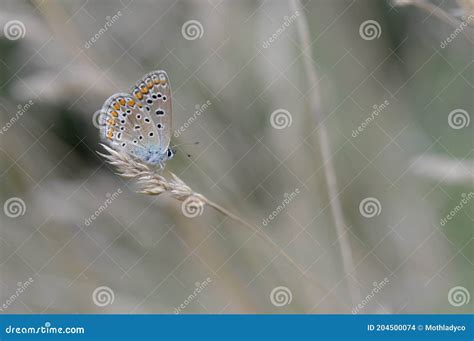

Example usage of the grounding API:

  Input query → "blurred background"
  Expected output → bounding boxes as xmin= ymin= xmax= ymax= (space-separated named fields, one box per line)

xmin=0 ymin=0 xmax=472 ymax=314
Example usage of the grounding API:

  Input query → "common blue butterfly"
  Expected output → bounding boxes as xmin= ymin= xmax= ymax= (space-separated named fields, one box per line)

xmin=98 ymin=70 xmax=175 ymax=168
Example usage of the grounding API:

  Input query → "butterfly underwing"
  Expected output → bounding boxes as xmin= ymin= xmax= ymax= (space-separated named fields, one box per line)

xmin=99 ymin=70 xmax=175 ymax=168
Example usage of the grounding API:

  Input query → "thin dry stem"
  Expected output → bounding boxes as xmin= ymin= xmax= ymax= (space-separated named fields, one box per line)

xmin=396 ymin=0 xmax=474 ymax=34
xmin=290 ymin=0 xmax=361 ymax=305
xmin=98 ymin=144 xmax=337 ymax=307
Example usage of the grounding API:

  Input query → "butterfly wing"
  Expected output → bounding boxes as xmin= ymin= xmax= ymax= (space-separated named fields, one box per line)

xmin=131 ymin=70 xmax=172 ymax=153
xmin=99 ymin=92 xmax=160 ymax=157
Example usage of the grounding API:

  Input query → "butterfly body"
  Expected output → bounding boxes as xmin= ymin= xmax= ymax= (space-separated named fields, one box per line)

xmin=132 ymin=144 xmax=175 ymax=168
xmin=98 ymin=70 xmax=174 ymax=168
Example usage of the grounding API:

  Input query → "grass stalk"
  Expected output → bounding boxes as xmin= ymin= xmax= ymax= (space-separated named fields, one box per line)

xmin=290 ymin=0 xmax=361 ymax=306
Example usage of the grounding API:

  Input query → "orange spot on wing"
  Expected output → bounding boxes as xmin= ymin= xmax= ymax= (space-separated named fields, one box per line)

xmin=111 ymin=111 xmax=118 ymax=117
xmin=135 ymin=92 xmax=143 ymax=100
xmin=128 ymin=99 xmax=135 ymax=107
xmin=140 ymin=86 xmax=149 ymax=94
xmin=113 ymin=102 xmax=120 ymax=110
xmin=119 ymin=98 xmax=126 ymax=106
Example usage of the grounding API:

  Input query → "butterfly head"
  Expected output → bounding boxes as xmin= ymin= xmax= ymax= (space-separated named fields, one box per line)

xmin=166 ymin=147 xmax=176 ymax=160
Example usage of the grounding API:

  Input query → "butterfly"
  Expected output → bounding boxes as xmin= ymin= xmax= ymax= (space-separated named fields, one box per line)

xmin=98 ymin=70 xmax=175 ymax=168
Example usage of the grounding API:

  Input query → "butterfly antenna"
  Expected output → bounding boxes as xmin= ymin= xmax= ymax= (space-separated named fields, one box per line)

xmin=173 ymin=142 xmax=199 ymax=158
xmin=173 ymin=141 xmax=199 ymax=147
